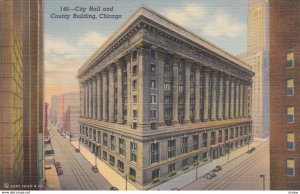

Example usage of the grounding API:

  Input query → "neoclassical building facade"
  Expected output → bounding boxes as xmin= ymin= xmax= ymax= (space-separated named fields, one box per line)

xmin=77 ymin=7 xmax=254 ymax=189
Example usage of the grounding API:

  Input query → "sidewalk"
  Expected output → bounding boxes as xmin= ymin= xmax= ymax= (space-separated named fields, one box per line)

xmin=151 ymin=140 xmax=263 ymax=190
xmin=70 ymin=140 xmax=138 ymax=190
xmin=45 ymin=156 xmax=61 ymax=190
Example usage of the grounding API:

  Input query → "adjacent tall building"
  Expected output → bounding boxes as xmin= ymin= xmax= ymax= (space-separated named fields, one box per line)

xmin=0 ymin=0 xmax=44 ymax=189
xmin=77 ymin=7 xmax=254 ymax=189
xmin=238 ymin=0 xmax=269 ymax=138
xmin=269 ymin=0 xmax=300 ymax=189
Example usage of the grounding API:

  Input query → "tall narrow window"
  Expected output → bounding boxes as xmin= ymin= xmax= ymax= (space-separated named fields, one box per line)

xmin=181 ymin=137 xmax=188 ymax=154
xmin=167 ymin=139 xmax=176 ymax=159
xmin=286 ymin=158 xmax=295 ymax=176
xmin=286 ymin=79 xmax=294 ymax=96
xmin=192 ymin=135 xmax=199 ymax=150
xmin=287 ymin=51 xmax=294 ymax=68
xmin=150 ymin=142 xmax=159 ymax=164
xmin=287 ymin=132 xmax=295 ymax=150
xmin=110 ymin=135 xmax=116 ymax=151
xmin=287 ymin=106 xmax=294 ymax=123
xmin=119 ymin=138 xmax=125 ymax=156
xmin=130 ymin=142 xmax=137 ymax=162
xmin=103 ymin=133 xmax=108 ymax=147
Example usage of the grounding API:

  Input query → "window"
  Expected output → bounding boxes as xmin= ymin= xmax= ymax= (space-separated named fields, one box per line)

xmin=130 ymin=142 xmax=137 ymax=162
xmin=181 ymin=137 xmax=188 ymax=154
xmin=110 ymin=135 xmax=116 ymax=151
xmin=150 ymin=110 xmax=157 ymax=119
xmin=151 ymin=95 xmax=157 ymax=104
xmin=230 ymin=128 xmax=234 ymax=139
xmin=103 ymin=151 xmax=107 ymax=160
xmin=287 ymin=79 xmax=294 ymax=96
xmin=151 ymin=122 xmax=157 ymax=130
xmin=168 ymin=164 xmax=176 ymax=173
xmin=211 ymin=132 xmax=216 ymax=145
xmin=287 ymin=132 xmax=295 ymax=150
xmin=132 ymin=122 xmax=137 ymax=129
xmin=235 ymin=127 xmax=239 ymax=138
xmin=132 ymin=65 xmax=137 ymax=75
xmin=193 ymin=155 xmax=198 ymax=162
xmin=167 ymin=139 xmax=176 ymax=159
xmin=117 ymin=160 xmax=124 ymax=172
xmin=133 ymin=110 xmax=138 ymax=119
xmin=129 ymin=168 xmax=136 ymax=179
xmin=85 ymin=127 xmax=88 ymax=137
xmin=150 ymin=48 xmax=156 ymax=58
xmin=287 ymin=106 xmax=294 ymax=123
xmin=103 ymin=133 xmax=108 ymax=147
xmin=133 ymin=80 xmax=137 ymax=90
xmin=182 ymin=159 xmax=188 ymax=167
xmin=179 ymin=85 xmax=184 ymax=93
xmin=225 ymin=129 xmax=228 ymax=141
xmin=287 ymin=51 xmax=294 ymax=68
xmin=202 ymin=133 xmax=207 ymax=147
xmin=193 ymin=135 xmax=199 ymax=150
xmin=164 ymin=82 xmax=171 ymax=91
xmin=151 ymin=80 xmax=156 ymax=89
xmin=133 ymin=95 xmax=137 ymax=103
xmin=132 ymin=51 xmax=137 ymax=61
xmin=152 ymin=169 xmax=160 ymax=180
xmin=119 ymin=138 xmax=126 ymax=156
xmin=93 ymin=129 xmax=96 ymax=141
xmin=150 ymin=142 xmax=159 ymax=164
xmin=218 ymin=130 xmax=222 ymax=143
xmin=89 ymin=128 xmax=92 ymax=139
xmin=97 ymin=131 xmax=101 ymax=144
xmin=109 ymin=155 xmax=115 ymax=166
xmin=286 ymin=158 xmax=295 ymax=176
xmin=150 ymin=64 xmax=156 ymax=73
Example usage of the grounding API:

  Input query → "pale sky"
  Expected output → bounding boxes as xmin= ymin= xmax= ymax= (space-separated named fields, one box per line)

xmin=44 ymin=0 xmax=248 ymax=103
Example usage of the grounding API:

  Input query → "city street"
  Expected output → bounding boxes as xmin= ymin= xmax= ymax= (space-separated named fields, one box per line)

xmin=47 ymin=125 xmax=111 ymax=190
xmin=183 ymin=140 xmax=270 ymax=190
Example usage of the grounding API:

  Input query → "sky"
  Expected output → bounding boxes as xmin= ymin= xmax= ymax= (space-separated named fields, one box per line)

xmin=44 ymin=0 xmax=249 ymax=103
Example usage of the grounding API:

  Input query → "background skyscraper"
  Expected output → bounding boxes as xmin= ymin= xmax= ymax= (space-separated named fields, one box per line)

xmin=238 ymin=0 xmax=269 ymax=139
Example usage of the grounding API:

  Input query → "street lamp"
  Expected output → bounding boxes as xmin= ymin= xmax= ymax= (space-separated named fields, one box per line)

xmin=260 ymin=174 xmax=265 ymax=190
xmin=125 ymin=174 xmax=128 ymax=190
xmin=195 ymin=160 xmax=199 ymax=180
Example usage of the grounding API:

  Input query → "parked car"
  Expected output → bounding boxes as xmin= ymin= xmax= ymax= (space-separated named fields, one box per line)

xmin=54 ymin=162 xmax=61 ymax=168
xmin=213 ymin=165 xmax=222 ymax=172
xmin=205 ymin=172 xmax=217 ymax=180
xmin=251 ymin=147 xmax=256 ymax=151
xmin=110 ymin=187 xmax=118 ymax=191
xmin=45 ymin=149 xmax=54 ymax=155
xmin=75 ymin=148 xmax=80 ymax=153
xmin=57 ymin=168 xmax=63 ymax=176
xmin=91 ymin=166 xmax=99 ymax=173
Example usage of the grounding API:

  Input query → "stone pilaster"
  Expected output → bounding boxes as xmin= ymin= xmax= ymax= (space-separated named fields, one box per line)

xmin=239 ymin=82 xmax=244 ymax=118
xmin=244 ymin=82 xmax=248 ymax=117
xmin=235 ymin=80 xmax=240 ymax=118
xmin=218 ymin=74 xmax=224 ymax=120
xmin=116 ymin=61 xmax=123 ymax=124
xmin=102 ymin=70 xmax=108 ymax=121
xmin=172 ymin=56 xmax=180 ymax=123
xmin=85 ymin=82 xmax=88 ymax=118
xmin=125 ymin=54 xmax=132 ymax=126
xmin=203 ymin=68 xmax=210 ymax=121
xmin=108 ymin=66 xmax=115 ymax=123
xmin=248 ymin=84 xmax=252 ymax=117
xmin=211 ymin=71 xmax=217 ymax=121
xmin=80 ymin=83 xmax=84 ymax=117
xmin=137 ymin=42 xmax=150 ymax=128
xmin=92 ymin=77 xmax=97 ymax=119
xmin=184 ymin=62 xmax=191 ymax=122
xmin=194 ymin=65 xmax=201 ymax=122
xmin=224 ymin=76 xmax=230 ymax=119
xmin=230 ymin=78 xmax=235 ymax=119
xmin=157 ymin=49 xmax=166 ymax=125
xmin=88 ymin=80 xmax=92 ymax=118
xmin=97 ymin=74 xmax=102 ymax=120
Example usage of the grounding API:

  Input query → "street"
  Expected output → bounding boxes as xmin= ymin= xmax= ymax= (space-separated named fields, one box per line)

xmin=183 ymin=139 xmax=270 ymax=190
xmin=47 ymin=125 xmax=111 ymax=190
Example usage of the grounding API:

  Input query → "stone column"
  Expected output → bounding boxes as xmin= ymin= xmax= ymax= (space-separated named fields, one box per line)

xmin=224 ymin=76 xmax=230 ymax=119
xmin=102 ymin=70 xmax=108 ymax=121
xmin=195 ymin=65 xmax=201 ymax=122
xmin=125 ymin=54 xmax=132 ymax=126
xmin=97 ymin=74 xmax=102 ymax=120
xmin=248 ymin=84 xmax=252 ymax=117
xmin=218 ymin=74 xmax=224 ymax=120
xmin=80 ymin=83 xmax=84 ymax=117
xmin=92 ymin=77 xmax=97 ymax=119
xmin=108 ymin=66 xmax=115 ymax=123
xmin=89 ymin=80 xmax=92 ymax=118
xmin=172 ymin=56 xmax=180 ymax=123
xmin=184 ymin=62 xmax=191 ymax=122
xmin=230 ymin=78 xmax=235 ymax=119
xmin=117 ymin=62 xmax=123 ymax=124
xmin=157 ymin=49 xmax=165 ymax=125
xmin=203 ymin=68 xmax=210 ymax=121
xmin=85 ymin=82 xmax=88 ymax=118
xmin=235 ymin=80 xmax=240 ymax=118
xmin=244 ymin=83 xmax=248 ymax=117
xmin=239 ymin=82 xmax=244 ymax=118
xmin=211 ymin=71 xmax=217 ymax=121
xmin=137 ymin=43 xmax=150 ymax=128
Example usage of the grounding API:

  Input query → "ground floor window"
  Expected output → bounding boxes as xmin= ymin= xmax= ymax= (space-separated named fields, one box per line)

xmin=109 ymin=155 xmax=115 ymax=166
xmin=152 ymin=169 xmax=160 ymax=180
xmin=117 ymin=160 xmax=124 ymax=172
xmin=168 ymin=163 xmax=176 ymax=173
xmin=129 ymin=168 xmax=136 ymax=182
xmin=103 ymin=151 xmax=107 ymax=161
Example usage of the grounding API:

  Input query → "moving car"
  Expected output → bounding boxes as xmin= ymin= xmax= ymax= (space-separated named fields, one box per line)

xmin=45 ymin=149 xmax=54 ymax=155
xmin=213 ymin=165 xmax=222 ymax=172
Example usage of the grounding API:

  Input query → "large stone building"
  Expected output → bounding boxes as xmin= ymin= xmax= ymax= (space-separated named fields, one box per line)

xmin=0 ymin=0 xmax=44 ymax=189
xmin=238 ymin=0 xmax=269 ymax=139
xmin=77 ymin=7 xmax=254 ymax=189
xmin=269 ymin=0 xmax=300 ymax=189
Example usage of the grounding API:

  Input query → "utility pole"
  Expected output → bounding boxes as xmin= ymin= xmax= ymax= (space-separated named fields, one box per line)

xmin=260 ymin=174 xmax=265 ymax=190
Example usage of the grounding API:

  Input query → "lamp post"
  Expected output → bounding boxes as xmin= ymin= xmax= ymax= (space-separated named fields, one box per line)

xmin=260 ymin=174 xmax=265 ymax=190
xmin=125 ymin=174 xmax=128 ymax=190
xmin=195 ymin=160 xmax=199 ymax=180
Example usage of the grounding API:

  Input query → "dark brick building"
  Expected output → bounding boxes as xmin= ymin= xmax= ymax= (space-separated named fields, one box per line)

xmin=269 ymin=0 xmax=300 ymax=189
